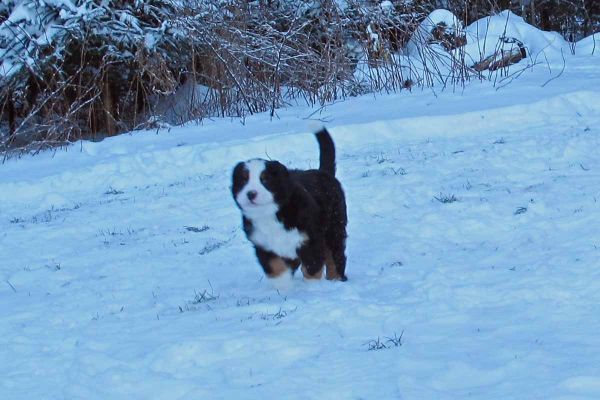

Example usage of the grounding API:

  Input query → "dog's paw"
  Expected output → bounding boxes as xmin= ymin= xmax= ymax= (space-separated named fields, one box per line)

xmin=268 ymin=268 xmax=293 ymax=291
xmin=301 ymin=265 xmax=324 ymax=281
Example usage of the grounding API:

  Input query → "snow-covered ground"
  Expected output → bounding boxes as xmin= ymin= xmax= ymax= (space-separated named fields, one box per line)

xmin=2 ymin=51 xmax=600 ymax=398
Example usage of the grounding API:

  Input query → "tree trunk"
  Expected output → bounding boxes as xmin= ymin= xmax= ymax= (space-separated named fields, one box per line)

xmin=103 ymin=68 xmax=116 ymax=137
xmin=7 ymin=93 xmax=15 ymax=140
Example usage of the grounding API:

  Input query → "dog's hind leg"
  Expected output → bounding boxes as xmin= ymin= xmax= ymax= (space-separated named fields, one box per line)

xmin=325 ymin=228 xmax=348 ymax=281
xmin=330 ymin=243 xmax=348 ymax=281
xmin=324 ymin=247 xmax=341 ymax=280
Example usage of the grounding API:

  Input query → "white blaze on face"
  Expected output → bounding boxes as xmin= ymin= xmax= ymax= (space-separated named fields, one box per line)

xmin=236 ymin=159 xmax=274 ymax=212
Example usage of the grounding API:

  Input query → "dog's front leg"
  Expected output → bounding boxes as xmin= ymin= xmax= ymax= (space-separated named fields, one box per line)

xmin=298 ymin=241 xmax=325 ymax=280
xmin=254 ymin=248 xmax=290 ymax=278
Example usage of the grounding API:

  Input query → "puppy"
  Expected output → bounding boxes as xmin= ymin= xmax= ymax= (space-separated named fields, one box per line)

xmin=231 ymin=128 xmax=348 ymax=281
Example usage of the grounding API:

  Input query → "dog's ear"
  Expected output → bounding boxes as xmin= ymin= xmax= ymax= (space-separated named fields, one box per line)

xmin=269 ymin=160 xmax=289 ymax=177
xmin=232 ymin=161 xmax=245 ymax=176
xmin=231 ymin=162 xmax=248 ymax=195
xmin=263 ymin=160 xmax=292 ymax=204
xmin=232 ymin=162 xmax=249 ymax=181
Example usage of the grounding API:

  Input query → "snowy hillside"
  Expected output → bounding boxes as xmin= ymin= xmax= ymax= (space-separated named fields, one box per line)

xmin=2 ymin=51 xmax=600 ymax=399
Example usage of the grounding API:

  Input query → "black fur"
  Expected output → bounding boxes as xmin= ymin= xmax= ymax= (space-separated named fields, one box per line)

xmin=315 ymin=128 xmax=336 ymax=175
xmin=232 ymin=128 xmax=348 ymax=281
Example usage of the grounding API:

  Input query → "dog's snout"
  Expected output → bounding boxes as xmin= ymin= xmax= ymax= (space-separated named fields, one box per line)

xmin=247 ymin=190 xmax=258 ymax=201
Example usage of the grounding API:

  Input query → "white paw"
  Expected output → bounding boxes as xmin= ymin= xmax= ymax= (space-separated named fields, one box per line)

xmin=268 ymin=269 xmax=293 ymax=292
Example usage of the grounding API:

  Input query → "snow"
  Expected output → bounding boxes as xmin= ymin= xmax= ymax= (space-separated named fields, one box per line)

xmin=0 ymin=0 xmax=174 ymax=79
xmin=400 ymin=9 xmax=598 ymax=87
xmin=154 ymin=80 xmax=213 ymax=125
xmin=405 ymin=9 xmax=463 ymax=58
xmin=577 ymin=33 xmax=599 ymax=56
xmin=419 ymin=9 xmax=462 ymax=36
xmin=380 ymin=1 xmax=393 ymax=12
xmin=464 ymin=11 xmax=568 ymax=64
xmin=2 ymin=27 xmax=600 ymax=400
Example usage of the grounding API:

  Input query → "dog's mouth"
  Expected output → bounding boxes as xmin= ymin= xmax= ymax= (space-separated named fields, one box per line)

xmin=239 ymin=199 xmax=275 ymax=213
xmin=244 ymin=200 xmax=271 ymax=208
xmin=235 ymin=188 xmax=275 ymax=211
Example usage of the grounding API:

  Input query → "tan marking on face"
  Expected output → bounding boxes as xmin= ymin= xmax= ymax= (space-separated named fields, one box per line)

xmin=267 ymin=257 xmax=288 ymax=278
xmin=324 ymin=247 xmax=342 ymax=280
xmin=301 ymin=265 xmax=323 ymax=280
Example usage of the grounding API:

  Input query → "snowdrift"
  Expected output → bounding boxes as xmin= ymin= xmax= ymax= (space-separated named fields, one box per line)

xmin=356 ymin=9 xmax=598 ymax=88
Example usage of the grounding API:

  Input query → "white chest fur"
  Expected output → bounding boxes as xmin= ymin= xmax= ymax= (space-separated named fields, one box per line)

xmin=246 ymin=208 xmax=307 ymax=259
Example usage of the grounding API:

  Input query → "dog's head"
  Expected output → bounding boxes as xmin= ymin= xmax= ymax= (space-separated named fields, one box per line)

xmin=232 ymin=159 xmax=291 ymax=214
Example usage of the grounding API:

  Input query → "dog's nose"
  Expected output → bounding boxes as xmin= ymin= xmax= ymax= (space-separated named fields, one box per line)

xmin=247 ymin=190 xmax=258 ymax=201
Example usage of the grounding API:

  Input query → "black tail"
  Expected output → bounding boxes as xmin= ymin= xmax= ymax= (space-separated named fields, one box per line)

xmin=315 ymin=128 xmax=336 ymax=176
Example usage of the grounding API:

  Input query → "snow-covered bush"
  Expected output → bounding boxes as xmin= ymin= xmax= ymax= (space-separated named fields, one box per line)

xmin=0 ymin=0 xmax=598 ymax=152
xmin=399 ymin=9 xmax=470 ymax=86
xmin=464 ymin=10 xmax=568 ymax=66
xmin=426 ymin=0 xmax=599 ymax=40
xmin=0 ymin=0 xmax=429 ymax=149
xmin=0 ymin=0 xmax=188 ymax=147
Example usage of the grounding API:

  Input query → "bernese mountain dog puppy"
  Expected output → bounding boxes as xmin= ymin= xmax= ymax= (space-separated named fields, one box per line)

xmin=231 ymin=128 xmax=348 ymax=282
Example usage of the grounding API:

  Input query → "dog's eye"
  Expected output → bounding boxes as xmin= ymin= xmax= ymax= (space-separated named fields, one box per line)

xmin=242 ymin=169 xmax=249 ymax=182
xmin=260 ymin=171 xmax=269 ymax=184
